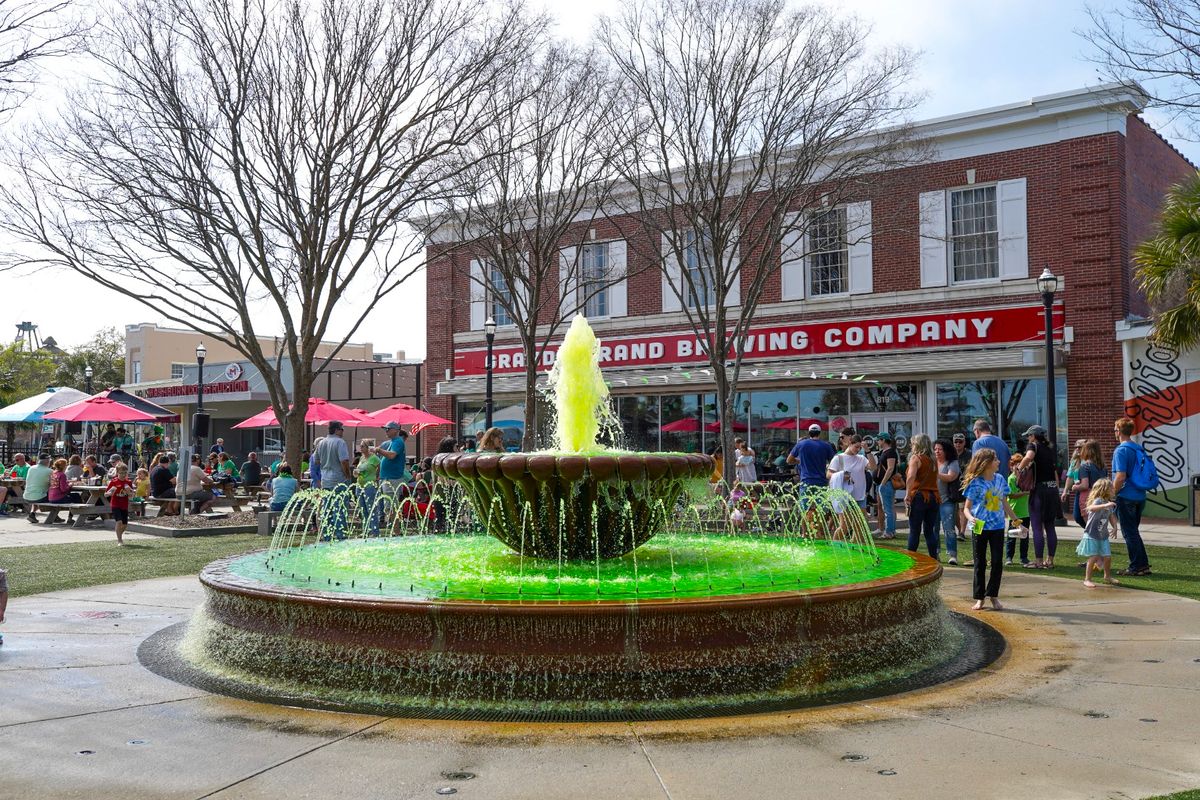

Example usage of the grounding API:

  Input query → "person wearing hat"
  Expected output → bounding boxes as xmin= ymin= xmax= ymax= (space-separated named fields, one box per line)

xmin=375 ymin=422 xmax=410 ymax=501
xmin=1015 ymin=424 xmax=1061 ymax=569
xmin=142 ymin=425 xmax=165 ymax=466
xmin=105 ymin=453 xmax=125 ymax=480
xmin=870 ymin=431 xmax=899 ymax=539
xmin=786 ymin=422 xmax=836 ymax=488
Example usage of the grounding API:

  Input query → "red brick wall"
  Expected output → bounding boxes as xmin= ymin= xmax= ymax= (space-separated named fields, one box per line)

xmin=1124 ymin=115 xmax=1196 ymax=319
xmin=424 ymin=122 xmax=1193 ymax=457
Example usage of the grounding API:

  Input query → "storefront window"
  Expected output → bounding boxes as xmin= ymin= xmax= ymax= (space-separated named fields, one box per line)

xmin=749 ymin=390 xmax=798 ymax=477
xmin=850 ymin=382 xmax=919 ymax=413
xmin=1000 ymin=377 xmax=1068 ymax=455
xmin=661 ymin=394 xmax=704 ymax=454
xmin=936 ymin=381 xmax=998 ymax=443
xmin=617 ymin=396 xmax=659 ymax=452
xmin=798 ymin=387 xmax=848 ymax=441
xmin=458 ymin=399 xmax=525 ymax=450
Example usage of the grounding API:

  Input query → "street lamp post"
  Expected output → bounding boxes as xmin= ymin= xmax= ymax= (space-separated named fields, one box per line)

xmin=484 ymin=317 xmax=497 ymax=430
xmin=195 ymin=342 xmax=207 ymax=454
xmin=1037 ymin=267 xmax=1059 ymax=455
xmin=84 ymin=365 xmax=93 ymax=394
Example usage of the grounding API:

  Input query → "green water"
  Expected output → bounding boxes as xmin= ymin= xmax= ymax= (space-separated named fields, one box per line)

xmin=233 ymin=535 xmax=914 ymax=601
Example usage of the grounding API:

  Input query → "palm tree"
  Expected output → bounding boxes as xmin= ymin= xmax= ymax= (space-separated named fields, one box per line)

xmin=1135 ymin=171 xmax=1200 ymax=350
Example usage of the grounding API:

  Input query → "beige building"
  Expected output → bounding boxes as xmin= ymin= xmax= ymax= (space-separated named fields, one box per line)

xmin=124 ymin=323 xmax=379 ymax=384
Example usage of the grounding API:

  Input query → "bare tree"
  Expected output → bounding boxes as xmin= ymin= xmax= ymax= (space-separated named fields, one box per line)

xmin=1085 ymin=0 xmax=1200 ymax=135
xmin=598 ymin=0 xmax=920 ymax=480
xmin=433 ymin=43 xmax=634 ymax=450
xmin=0 ymin=0 xmax=544 ymax=468
xmin=0 ymin=0 xmax=81 ymax=112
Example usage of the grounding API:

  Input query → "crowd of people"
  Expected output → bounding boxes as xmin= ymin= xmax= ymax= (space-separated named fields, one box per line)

xmin=773 ymin=415 xmax=1158 ymax=611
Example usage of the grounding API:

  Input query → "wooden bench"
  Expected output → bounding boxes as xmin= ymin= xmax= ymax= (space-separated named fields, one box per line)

xmin=30 ymin=502 xmax=112 ymax=528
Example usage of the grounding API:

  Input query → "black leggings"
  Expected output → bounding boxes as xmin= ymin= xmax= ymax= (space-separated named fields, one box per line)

xmin=973 ymin=528 xmax=1005 ymax=600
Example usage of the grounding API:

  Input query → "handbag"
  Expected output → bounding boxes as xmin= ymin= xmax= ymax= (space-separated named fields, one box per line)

xmin=890 ymin=471 xmax=904 ymax=490
xmin=1016 ymin=465 xmax=1035 ymax=493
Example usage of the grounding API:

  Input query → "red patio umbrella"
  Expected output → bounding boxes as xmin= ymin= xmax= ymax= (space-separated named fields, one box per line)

xmin=366 ymin=403 xmax=453 ymax=428
xmin=44 ymin=396 xmax=159 ymax=423
xmin=232 ymin=399 xmax=375 ymax=429
xmin=765 ymin=417 xmax=826 ymax=431
xmin=703 ymin=420 xmax=749 ymax=433
xmin=661 ymin=417 xmax=703 ymax=433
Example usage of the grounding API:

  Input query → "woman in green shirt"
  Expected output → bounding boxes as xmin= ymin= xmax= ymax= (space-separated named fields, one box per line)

xmin=354 ymin=440 xmax=381 ymax=535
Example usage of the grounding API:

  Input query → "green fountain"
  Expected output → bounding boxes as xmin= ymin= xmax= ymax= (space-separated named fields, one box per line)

xmin=142 ymin=315 xmax=997 ymax=721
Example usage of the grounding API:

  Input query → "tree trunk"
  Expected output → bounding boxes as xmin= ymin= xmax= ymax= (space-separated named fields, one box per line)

xmin=522 ymin=361 xmax=538 ymax=452
xmin=714 ymin=365 xmax=737 ymax=486
xmin=283 ymin=366 xmax=311 ymax=475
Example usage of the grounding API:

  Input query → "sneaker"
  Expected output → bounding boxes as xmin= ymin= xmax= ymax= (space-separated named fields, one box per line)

xmin=870 ymin=528 xmax=883 ymax=536
xmin=956 ymin=533 xmax=967 ymax=541
xmin=947 ymin=557 xmax=958 ymax=566
xmin=1005 ymin=559 xmax=1014 ymax=566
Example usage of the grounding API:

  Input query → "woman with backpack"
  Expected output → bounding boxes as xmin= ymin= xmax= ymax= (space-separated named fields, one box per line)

xmin=934 ymin=439 xmax=962 ymax=566
xmin=1016 ymin=425 xmax=1062 ymax=569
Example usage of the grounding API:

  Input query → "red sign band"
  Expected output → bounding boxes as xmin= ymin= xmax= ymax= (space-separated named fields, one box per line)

xmin=453 ymin=304 xmax=1063 ymax=377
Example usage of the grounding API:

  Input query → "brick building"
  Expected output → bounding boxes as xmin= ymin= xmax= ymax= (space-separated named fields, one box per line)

xmin=425 ymin=83 xmax=1197 ymax=517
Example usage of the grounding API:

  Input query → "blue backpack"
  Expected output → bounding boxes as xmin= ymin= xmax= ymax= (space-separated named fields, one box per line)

xmin=1119 ymin=442 xmax=1160 ymax=492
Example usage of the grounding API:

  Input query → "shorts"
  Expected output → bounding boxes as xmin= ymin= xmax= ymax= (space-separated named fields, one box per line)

xmin=111 ymin=508 xmax=129 ymax=523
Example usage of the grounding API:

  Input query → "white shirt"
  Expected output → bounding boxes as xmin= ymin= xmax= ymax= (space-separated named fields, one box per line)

xmin=734 ymin=451 xmax=757 ymax=483
xmin=829 ymin=452 xmax=869 ymax=501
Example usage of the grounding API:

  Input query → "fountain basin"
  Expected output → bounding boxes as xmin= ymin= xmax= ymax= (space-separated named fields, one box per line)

xmin=178 ymin=545 xmax=956 ymax=717
xmin=431 ymin=452 xmax=714 ymax=559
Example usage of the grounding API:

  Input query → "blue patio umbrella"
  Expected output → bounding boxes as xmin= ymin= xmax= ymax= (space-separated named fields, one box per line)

xmin=0 ymin=387 xmax=90 ymax=423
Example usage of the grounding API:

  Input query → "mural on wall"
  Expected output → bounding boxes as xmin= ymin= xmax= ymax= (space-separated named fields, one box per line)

xmin=1125 ymin=341 xmax=1189 ymax=517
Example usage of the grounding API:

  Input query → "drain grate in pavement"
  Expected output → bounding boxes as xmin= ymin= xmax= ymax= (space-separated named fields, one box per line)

xmin=441 ymin=772 xmax=475 ymax=781
xmin=67 ymin=611 xmax=124 ymax=619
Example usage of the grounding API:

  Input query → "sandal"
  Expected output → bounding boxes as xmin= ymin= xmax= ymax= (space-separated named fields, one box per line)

xmin=1024 ymin=561 xmax=1042 ymax=569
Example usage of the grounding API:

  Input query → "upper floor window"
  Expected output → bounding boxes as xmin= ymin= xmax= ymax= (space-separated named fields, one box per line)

xmin=683 ymin=230 xmax=716 ymax=308
xmin=581 ymin=242 xmax=609 ymax=317
xmin=950 ymin=186 xmax=998 ymax=283
xmin=131 ymin=360 xmax=142 ymax=383
xmin=170 ymin=363 xmax=186 ymax=380
xmin=489 ymin=262 xmax=513 ymax=326
xmin=808 ymin=207 xmax=848 ymax=296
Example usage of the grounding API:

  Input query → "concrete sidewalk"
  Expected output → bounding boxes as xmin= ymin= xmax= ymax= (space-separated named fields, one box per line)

xmin=1 ymin=571 xmax=1198 ymax=799
xmin=0 ymin=514 xmax=154 ymax=548
xmin=890 ymin=510 xmax=1198 ymax=548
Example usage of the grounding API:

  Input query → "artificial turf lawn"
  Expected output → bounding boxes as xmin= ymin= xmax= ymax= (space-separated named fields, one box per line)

xmin=1 ymin=534 xmax=263 ymax=597
xmin=874 ymin=537 xmax=1200 ymax=602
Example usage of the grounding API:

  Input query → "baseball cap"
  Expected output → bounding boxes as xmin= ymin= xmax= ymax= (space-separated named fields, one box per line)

xmin=384 ymin=421 xmax=401 ymax=430
xmin=108 ymin=454 xmax=121 ymax=463
xmin=877 ymin=431 xmax=894 ymax=442
xmin=1022 ymin=424 xmax=1047 ymax=438
xmin=952 ymin=433 xmax=966 ymax=441
xmin=807 ymin=423 xmax=822 ymax=432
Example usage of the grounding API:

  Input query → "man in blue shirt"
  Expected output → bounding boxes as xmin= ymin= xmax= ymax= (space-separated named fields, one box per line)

xmin=787 ymin=423 xmax=836 ymax=486
xmin=971 ymin=419 xmax=1012 ymax=476
xmin=312 ymin=422 xmax=351 ymax=539
xmin=1111 ymin=416 xmax=1151 ymax=576
xmin=375 ymin=423 xmax=409 ymax=499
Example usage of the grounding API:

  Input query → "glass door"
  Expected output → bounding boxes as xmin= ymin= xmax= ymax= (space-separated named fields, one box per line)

xmin=852 ymin=415 xmax=916 ymax=457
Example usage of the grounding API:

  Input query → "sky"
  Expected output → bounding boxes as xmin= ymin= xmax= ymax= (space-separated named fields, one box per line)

xmin=0 ymin=0 xmax=1180 ymax=358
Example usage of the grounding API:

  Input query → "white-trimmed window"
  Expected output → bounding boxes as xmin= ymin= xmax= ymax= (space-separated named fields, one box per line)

xmin=919 ymin=178 xmax=1026 ymax=289
xmin=683 ymin=230 xmax=716 ymax=308
xmin=950 ymin=186 xmax=998 ymax=283
xmin=489 ymin=262 xmax=513 ymax=327
xmin=807 ymin=207 xmax=848 ymax=296
xmin=131 ymin=360 xmax=142 ymax=383
xmin=581 ymin=243 xmax=609 ymax=317
xmin=170 ymin=363 xmax=186 ymax=380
